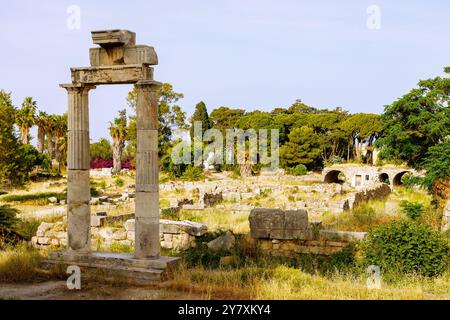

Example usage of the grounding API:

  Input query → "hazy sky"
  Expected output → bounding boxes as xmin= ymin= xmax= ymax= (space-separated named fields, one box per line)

xmin=1 ymin=0 xmax=449 ymax=142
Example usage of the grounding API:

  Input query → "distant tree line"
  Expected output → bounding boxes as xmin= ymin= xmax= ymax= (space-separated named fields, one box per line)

xmin=1 ymin=67 xmax=449 ymax=188
xmin=0 ymin=91 xmax=66 ymax=187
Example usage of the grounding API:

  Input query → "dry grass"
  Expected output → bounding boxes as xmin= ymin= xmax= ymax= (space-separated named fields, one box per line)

xmin=179 ymin=208 xmax=250 ymax=234
xmin=0 ymin=243 xmax=44 ymax=283
xmin=168 ymin=263 xmax=450 ymax=300
xmin=321 ymin=186 xmax=438 ymax=232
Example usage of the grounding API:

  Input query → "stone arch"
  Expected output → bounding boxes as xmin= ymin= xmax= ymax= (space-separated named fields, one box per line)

xmin=324 ymin=170 xmax=346 ymax=184
xmin=393 ymin=171 xmax=411 ymax=186
xmin=379 ymin=173 xmax=390 ymax=185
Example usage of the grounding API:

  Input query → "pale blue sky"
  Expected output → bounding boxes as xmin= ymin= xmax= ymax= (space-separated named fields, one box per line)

xmin=1 ymin=0 xmax=449 ymax=142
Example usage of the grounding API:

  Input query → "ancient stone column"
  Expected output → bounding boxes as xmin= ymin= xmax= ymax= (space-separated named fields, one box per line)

xmin=61 ymin=84 xmax=95 ymax=253
xmin=135 ymin=80 xmax=162 ymax=259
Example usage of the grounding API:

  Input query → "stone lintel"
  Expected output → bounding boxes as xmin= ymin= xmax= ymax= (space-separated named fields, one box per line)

xmin=91 ymin=29 xmax=136 ymax=48
xmin=71 ymin=65 xmax=153 ymax=85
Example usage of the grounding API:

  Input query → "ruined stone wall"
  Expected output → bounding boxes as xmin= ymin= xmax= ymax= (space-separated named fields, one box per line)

xmin=32 ymin=217 xmax=207 ymax=251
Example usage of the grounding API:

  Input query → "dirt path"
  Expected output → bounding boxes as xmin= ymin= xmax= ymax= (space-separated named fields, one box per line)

xmin=0 ymin=281 xmax=202 ymax=300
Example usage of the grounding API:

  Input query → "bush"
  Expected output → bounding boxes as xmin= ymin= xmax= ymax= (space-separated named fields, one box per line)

xmin=362 ymin=220 xmax=450 ymax=277
xmin=0 ymin=205 xmax=19 ymax=230
xmin=114 ymin=177 xmax=125 ymax=188
xmin=400 ymin=201 xmax=425 ymax=221
xmin=181 ymin=166 xmax=204 ymax=182
xmin=328 ymin=155 xmax=344 ymax=165
xmin=402 ymin=174 xmax=423 ymax=189
xmin=288 ymin=164 xmax=308 ymax=176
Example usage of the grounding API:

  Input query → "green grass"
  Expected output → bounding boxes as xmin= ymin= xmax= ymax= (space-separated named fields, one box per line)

xmin=0 ymin=192 xmax=66 ymax=205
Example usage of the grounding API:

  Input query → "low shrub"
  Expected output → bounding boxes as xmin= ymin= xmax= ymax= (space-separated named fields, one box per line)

xmin=181 ymin=166 xmax=204 ymax=182
xmin=362 ymin=219 xmax=450 ymax=277
xmin=0 ymin=205 xmax=19 ymax=230
xmin=400 ymin=201 xmax=425 ymax=221
xmin=114 ymin=177 xmax=125 ymax=188
xmin=288 ymin=164 xmax=308 ymax=176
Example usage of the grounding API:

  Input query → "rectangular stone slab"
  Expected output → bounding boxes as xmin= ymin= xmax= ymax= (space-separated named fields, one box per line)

xmin=90 ymin=45 xmax=158 ymax=67
xmin=249 ymin=208 xmax=309 ymax=240
xmin=91 ymin=29 xmax=136 ymax=47
xmin=71 ymin=65 xmax=153 ymax=85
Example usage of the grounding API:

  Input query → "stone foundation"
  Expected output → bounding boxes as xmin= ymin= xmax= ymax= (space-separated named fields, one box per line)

xmin=32 ymin=218 xmax=207 ymax=252
xmin=254 ymin=238 xmax=350 ymax=256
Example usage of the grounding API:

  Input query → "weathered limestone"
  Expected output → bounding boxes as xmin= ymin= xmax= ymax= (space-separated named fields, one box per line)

xmin=249 ymin=208 xmax=309 ymax=240
xmin=60 ymin=84 xmax=95 ymax=252
xmin=54 ymin=29 xmax=177 ymax=281
xmin=71 ymin=65 xmax=153 ymax=85
xmin=134 ymin=80 xmax=162 ymax=259
xmin=207 ymin=231 xmax=236 ymax=252
xmin=91 ymin=29 xmax=136 ymax=47
xmin=90 ymin=46 xmax=158 ymax=66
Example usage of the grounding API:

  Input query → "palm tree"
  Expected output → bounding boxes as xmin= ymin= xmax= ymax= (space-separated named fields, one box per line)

xmin=15 ymin=97 xmax=37 ymax=144
xmin=35 ymin=111 xmax=50 ymax=153
xmin=53 ymin=114 xmax=68 ymax=172
xmin=109 ymin=109 xmax=128 ymax=175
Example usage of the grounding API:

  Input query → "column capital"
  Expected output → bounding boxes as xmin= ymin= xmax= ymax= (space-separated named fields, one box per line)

xmin=136 ymin=80 xmax=162 ymax=90
xmin=60 ymin=83 xmax=96 ymax=93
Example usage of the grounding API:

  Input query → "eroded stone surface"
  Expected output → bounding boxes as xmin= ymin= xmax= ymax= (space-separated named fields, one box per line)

xmin=249 ymin=208 xmax=309 ymax=240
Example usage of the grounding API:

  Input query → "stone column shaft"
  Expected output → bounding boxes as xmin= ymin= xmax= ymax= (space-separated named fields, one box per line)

xmin=61 ymin=84 xmax=95 ymax=252
xmin=135 ymin=80 xmax=161 ymax=259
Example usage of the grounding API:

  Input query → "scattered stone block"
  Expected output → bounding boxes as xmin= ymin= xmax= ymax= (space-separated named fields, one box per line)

xmin=48 ymin=197 xmax=58 ymax=204
xmin=207 ymin=231 xmax=236 ymax=252
xmin=249 ymin=208 xmax=309 ymax=240
xmin=160 ymin=220 xmax=208 ymax=237
xmin=90 ymin=198 xmax=100 ymax=205
xmin=125 ymin=219 xmax=135 ymax=231
xmin=37 ymin=222 xmax=55 ymax=237
xmin=91 ymin=215 xmax=107 ymax=227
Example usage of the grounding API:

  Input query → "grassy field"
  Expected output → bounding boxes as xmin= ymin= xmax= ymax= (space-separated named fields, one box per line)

xmin=0 ymin=175 xmax=449 ymax=300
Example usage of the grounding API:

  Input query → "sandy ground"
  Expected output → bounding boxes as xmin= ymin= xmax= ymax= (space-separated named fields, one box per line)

xmin=0 ymin=281 xmax=202 ymax=300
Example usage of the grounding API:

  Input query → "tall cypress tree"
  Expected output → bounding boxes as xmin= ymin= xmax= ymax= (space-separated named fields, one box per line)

xmin=190 ymin=101 xmax=211 ymax=139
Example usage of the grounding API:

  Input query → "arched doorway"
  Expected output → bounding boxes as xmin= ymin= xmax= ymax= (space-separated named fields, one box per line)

xmin=324 ymin=170 xmax=346 ymax=184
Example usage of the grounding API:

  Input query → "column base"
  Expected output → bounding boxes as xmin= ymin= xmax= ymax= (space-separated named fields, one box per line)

xmin=44 ymin=250 xmax=180 ymax=285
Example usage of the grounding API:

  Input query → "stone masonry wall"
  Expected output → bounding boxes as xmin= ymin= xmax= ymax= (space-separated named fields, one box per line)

xmin=32 ymin=218 xmax=207 ymax=251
